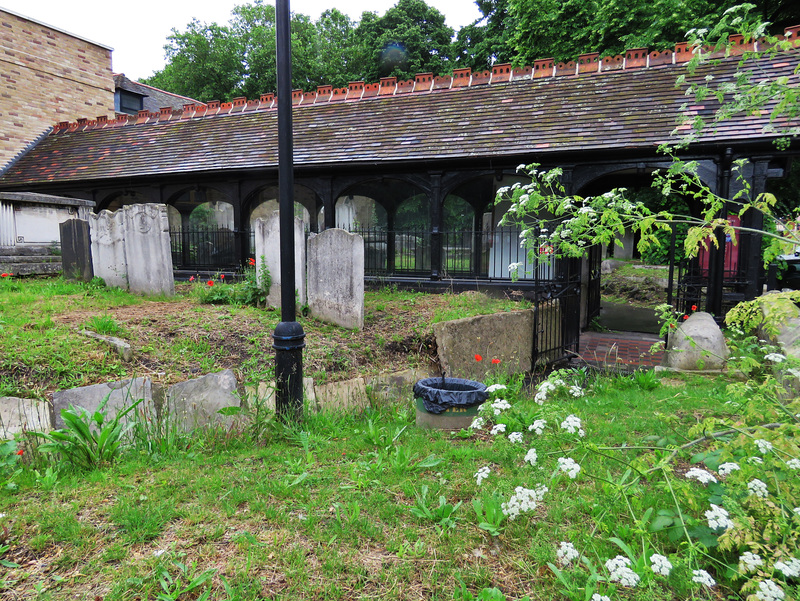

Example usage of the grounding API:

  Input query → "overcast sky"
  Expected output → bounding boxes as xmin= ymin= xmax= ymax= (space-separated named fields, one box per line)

xmin=1 ymin=0 xmax=481 ymax=81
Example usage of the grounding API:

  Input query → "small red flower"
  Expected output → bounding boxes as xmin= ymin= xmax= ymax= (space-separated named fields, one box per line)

xmin=683 ymin=315 xmax=689 ymax=320
xmin=691 ymin=305 xmax=697 ymax=311
xmin=475 ymin=354 xmax=483 ymax=362
xmin=189 ymin=276 xmax=195 ymax=282
xmin=248 ymin=258 xmax=256 ymax=266
xmin=670 ymin=323 xmax=676 ymax=329
xmin=220 ymin=274 xmax=225 ymax=280
xmin=16 ymin=449 xmax=23 ymax=456
xmin=1 ymin=273 xmax=9 ymax=277
xmin=207 ymin=280 xmax=214 ymax=286
xmin=491 ymin=358 xmax=501 ymax=364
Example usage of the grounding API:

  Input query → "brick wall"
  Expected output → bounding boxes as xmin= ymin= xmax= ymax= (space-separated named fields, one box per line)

xmin=0 ymin=9 xmax=114 ymax=169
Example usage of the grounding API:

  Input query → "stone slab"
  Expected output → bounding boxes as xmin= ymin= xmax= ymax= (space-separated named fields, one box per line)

xmin=365 ymin=368 xmax=437 ymax=404
xmin=80 ymin=329 xmax=133 ymax=361
xmin=433 ymin=310 xmax=534 ymax=380
xmin=254 ymin=213 xmax=306 ymax=309
xmin=0 ymin=396 xmax=52 ymax=437
xmin=315 ymin=377 xmax=370 ymax=411
xmin=51 ymin=377 xmax=159 ymax=429
xmin=245 ymin=377 xmax=318 ymax=413
xmin=165 ymin=370 xmax=241 ymax=431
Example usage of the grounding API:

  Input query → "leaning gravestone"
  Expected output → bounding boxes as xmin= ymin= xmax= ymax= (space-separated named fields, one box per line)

xmin=89 ymin=209 xmax=127 ymax=289
xmin=59 ymin=219 xmax=93 ymax=281
xmin=165 ymin=370 xmax=241 ymax=432
xmin=254 ymin=213 xmax=306 ymax=309
xmin=88 ymin=204 xmax=174 ymax=295
xmin=307 ymin=228 xmax=364 ymax=329
xmin=122 ymin=204 xmax=174 ymax=296
xmin=665 ymin=311 xmax=729 ymax=370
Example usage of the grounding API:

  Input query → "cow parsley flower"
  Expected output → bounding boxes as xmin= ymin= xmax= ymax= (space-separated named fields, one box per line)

xmin=485 ymin=384 xmax=507 ymax=393
xmin=490 ymin=423 xmax=507 ymax=435
xmin=569 ymin=385 xmax=584 ymax=398
xmin=508 ymin=432 xmax=523 ymax=444
xmin=524 ymin=448 xmax=538 ymax=466
xmin=557 ymin=541 xmax=579 ymax=565
xmin=470 ymin=416 xmax=485 ymax=430
xmin=650 ymin=553 xmax=673 ymax=576
xmin=785 ymin=458 xmax=800 ymax=470
xmin=153 ymin=549 xmax=166 ymax=557
xmin=755 ymin=439 xmax=773 ymax=454
xmin=764 ymin=353 xmax=786 ymax=363
xmin=560 ymin=414 xmax=585 ymax=437
xmin=685 ymin=468 xmax=717 ymax=485
xmin=501 ymin=484 xmax=547 ymax=520
xmin=534 ymin=381 xmax=556 ymax=404
xmin=491 ymin=399 xmax=512 ymax=415
xmin=558 ymin=457 xmax=581 ymax=479
xmin=606 ymin=556 xmax=640 ymax=587
xmin=705 ymin=504 xmax=734 ymax=530
xmin=692 ymin=569 xmax=716 ymax=588
xmin=748 ymin=456 xmax=764 ymax=465
xmin=755 ymin=579 xmax=785 ymax=601
xmin=528 ymin=419 xmax=547 ymax=435
xmin=591 ymin=596 xmax=610 ymax=601
xmin=748 ymin=478 xmax=769 ymax=498
xmin=474 ymin=466 xmax=491 ymax=485
xmin=794 ymin=507 xmax=800 ymax=516
xmin=774 ymin=558 xmax=800 ymax=578
xmin=739 ymin=552 xmax=763 ymax=573
xmin=718 ymin=462 xmax=740 ymax=477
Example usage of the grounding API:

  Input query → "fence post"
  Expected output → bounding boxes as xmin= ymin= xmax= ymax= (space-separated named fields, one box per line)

xmin=429 ymin=172 xmax=443 ymax=280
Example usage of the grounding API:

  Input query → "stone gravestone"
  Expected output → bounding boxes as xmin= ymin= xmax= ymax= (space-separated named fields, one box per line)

xmin=665 ymin=311 xmax=729 ymax=370
xmin=89 ymin=209 xmax=127 ymax=289
xmin=307 ymin=228 xmax=364 ymax=329
xmin=254 ymin=213 xmax=306 ymax=309
xmin=59 ymin=218 xmax=93 ymax=281
xmin=121 ymin=204 xmax=174 ymax=296
xmin=88 ymin=204 xmax=174 ymax=295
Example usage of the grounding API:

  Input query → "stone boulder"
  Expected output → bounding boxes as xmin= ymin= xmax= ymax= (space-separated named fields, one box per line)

xmin=665 ymin=311 xmax=729 ymax=371
xmin=755 ymin=292 xmax=800 ymax=359
xmin=165 ymin=370 xmax=241 ymax=431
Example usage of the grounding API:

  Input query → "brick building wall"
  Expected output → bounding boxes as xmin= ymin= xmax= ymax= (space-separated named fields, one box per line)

xmin=0 ymin=8 xmax=114 ymax=169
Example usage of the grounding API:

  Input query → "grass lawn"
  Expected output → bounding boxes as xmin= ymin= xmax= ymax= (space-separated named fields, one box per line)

xmin=1 ymin=276 xmax=798 ymax=600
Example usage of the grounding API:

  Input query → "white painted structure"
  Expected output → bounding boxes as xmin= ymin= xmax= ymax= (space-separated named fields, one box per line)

xmin=0 ymin=191 xmax=93 ymax=249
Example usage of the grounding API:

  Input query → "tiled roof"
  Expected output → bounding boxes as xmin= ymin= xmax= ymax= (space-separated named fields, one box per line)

xmin=1 ymin=38 xmax=798 ymax=187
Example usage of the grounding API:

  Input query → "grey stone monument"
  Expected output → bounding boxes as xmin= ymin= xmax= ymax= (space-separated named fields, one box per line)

xmin=254 ymin=213 xmax=306 ymax=309
xmin=307 ymin=228 xmax=364 ymax=329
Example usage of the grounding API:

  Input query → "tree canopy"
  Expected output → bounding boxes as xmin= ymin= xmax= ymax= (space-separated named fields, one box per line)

xmin=143 ymin=0 xmax=800 ymax=103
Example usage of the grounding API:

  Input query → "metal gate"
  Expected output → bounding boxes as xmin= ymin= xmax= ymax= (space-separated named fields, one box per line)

xmin=532 ymin=257 xmax=582 ymax=368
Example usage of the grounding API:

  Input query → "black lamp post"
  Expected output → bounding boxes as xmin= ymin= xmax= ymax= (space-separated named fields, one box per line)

xmin=272 ymin=0 xmax=305 ymax=422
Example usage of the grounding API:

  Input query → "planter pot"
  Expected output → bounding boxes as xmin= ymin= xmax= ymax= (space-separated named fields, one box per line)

xmin=413 ymin=377 xmax=488 ymax=430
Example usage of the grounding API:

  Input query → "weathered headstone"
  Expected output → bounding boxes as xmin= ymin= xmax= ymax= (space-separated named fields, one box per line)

xmin=89 ymin=209 xmax=127 ymax=289
xmin=51 ymin=377 xmax=160 ymax=429
xmin=59 ymin=219 xmax=93 ymax=281
xmin=307 ymin=228 xmax=364 ymax=329
xmin=88 ymin=204 xmax=174 ymax=295
xmin=254 ymin=213 xmax=306 ymax=309
xmin=665 ymin=311 xmax=729 ymax=370
xmin=121 ymin=204 xmax=174 ymax=296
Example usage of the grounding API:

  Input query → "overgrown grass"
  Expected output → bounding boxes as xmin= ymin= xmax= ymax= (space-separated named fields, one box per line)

xmin=4 ymin=367 xmax=796 ymax=600
xmin=0 ymin=277 xmax=529 ymax=398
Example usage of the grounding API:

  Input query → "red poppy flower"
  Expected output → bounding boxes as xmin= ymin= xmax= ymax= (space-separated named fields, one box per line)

xmin=475 ymin=354 xmax=483 ymax=362
xmin=16 ymin=449 xmax=23 ymax=455
xmin=683 ymin=315 xmax=689 ymax=320
xmin=670 ymin=323 xmax=676 ymax=329
xmin=691 ymin=305 xmax=697 ymax=311
xmin=220 ymin=274 xmax=225 ymax=280
xmin=248 ymin=258 xmax=256 ymax=266
xmin=207 ymin=280 xmax=214 ymax=286
xmin=491 ymin=358 xmax=501 ymax=364
xmin=1 ymin=273 xmax=9 ymax=277
xmin=189 ymin=276 xmax=195 ymax=282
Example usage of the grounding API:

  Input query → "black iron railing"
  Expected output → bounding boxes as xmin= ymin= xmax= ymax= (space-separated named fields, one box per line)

xmin=342 ymin=226 xmax=562 ymax=281
xmin=169 ymin=228 xmax=240 ymax=270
